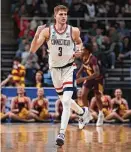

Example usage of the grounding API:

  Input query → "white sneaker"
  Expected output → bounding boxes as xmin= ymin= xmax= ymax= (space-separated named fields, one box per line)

xmin=78 ymin=107 xmax=93 ymax=129
xmin=96 ymin=112 xmax=104 ymax=126
xmin=56 ymin=133 xmax=65 ymax=146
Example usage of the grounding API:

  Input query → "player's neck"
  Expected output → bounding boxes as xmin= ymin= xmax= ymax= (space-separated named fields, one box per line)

xmin=55 ymin=23 xmax=67 ymax=31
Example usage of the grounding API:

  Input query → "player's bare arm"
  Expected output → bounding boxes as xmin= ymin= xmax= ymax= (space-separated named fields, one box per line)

xmin=72 ymin=27 xmax=83 ymax=58
xmin=30 ymin=26 xmax=49 ymax=53
xmin=77 ymin=64 xmax=100 ymax=84
xmin=76 ymin=64 xmax=84 ymax=78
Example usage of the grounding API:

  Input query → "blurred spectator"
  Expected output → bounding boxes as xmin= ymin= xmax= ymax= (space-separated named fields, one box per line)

xmin=69 ymin=0 xmax=88 ymax=27
xmin=84 ymin=0 xmax=96 ymax=19
xmin=95 ymin=28 xmax=104 ymax=50
xmin=21 ymin=43 xmax=30 ymax=64
xmin=0 ymin=94 xmax=10 ymax=122
xmin=11 ymin=57 xmax=26 ymax=87
xmin=121 ymin=36 xmax=131 ymax=54
xmin=124 ymin=0 xmax=131 ymax=17
xmin=25 ymin=0 xmax=36 ymax=16
xmin=0 ymin=75 xmax=13 ymax=87
xmin=109 ymin=27 xmax=120 ymax=43
xmin=30 ymin=88 xmax=51 ymax=121
xmin=101 ymin=36 xmax=116 ymax=69
xmin=117 ymin=22 xmax=130 ymax=39
xmin=16 ymin=38 xmax=29 ymax=57
xmin=37 ymin=45 xmax=49 ymax=73
xmin=35 ymin=71 xmax=44 ymax=88
xmin=118 ymin=51 xmax=131 ymax=61
xmin=90 ymin=93 xmax=129 ymax=123
xmin=75 ymin=88 xmax=84 ymax=107
xmin=40 ymin=0 xmax=48 ymax=16
xmin=22 ymin=46 xmax=40 ymax=70
xmin=43 ymin=69 xmax=53 ymax=86
xmin=53 ymin=98 xmax=78 ymax=121
xmin=9 ymin=87 xmax=33 ymax=122
xmin=54 ymin=99 xmax=62 ymax=120
xmin=88 ymin=22 xmax=98 ymax=36
xmin=118 ymin=36 xmax=131 ymax=61
xmin=111 ymin=88 xmax=131 ymax=121
xmin=30 ymin=17 xmax=38 ymax=31
xmin=90 ymin=94 xmax=112 ymax=122
xmin=12 ymin=7 xmax=20 ymax=38
xmin=96 ymin=3 xmax=107 ymax=17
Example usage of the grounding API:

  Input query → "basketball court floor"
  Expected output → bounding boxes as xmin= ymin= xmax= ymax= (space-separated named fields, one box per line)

xmin=1 ymin=123 xmax=131 ymax=152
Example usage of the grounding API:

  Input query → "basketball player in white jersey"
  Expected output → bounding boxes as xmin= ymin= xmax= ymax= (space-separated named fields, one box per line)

xmin=30 ymin=5 xmax=92 ymax=146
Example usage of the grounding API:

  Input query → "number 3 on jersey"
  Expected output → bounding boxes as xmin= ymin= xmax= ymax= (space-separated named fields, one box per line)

xmin=58 ymin=47 xmax=62 ymax=56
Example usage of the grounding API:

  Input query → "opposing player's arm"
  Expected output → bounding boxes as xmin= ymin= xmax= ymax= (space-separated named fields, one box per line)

xmin=76 ymin=64 xmax=100 ymax=84
xmin=30 ymin=27 xmax=49 ymax=53
xmin=76 ymin=64 xmax=84 ymax=78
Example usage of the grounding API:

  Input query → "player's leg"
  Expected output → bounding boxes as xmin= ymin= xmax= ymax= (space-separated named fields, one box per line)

xmin=77 ymin=82 xmax=93 ymax=129
xmin=55 ymin=66 xmax=89 ymax=146
xmin=50 ymin=68 xmax=67 ymax=146
xmin=81 ymin=83 xmax=90 ymax=107
xmin=94 ymin=79 xmax=104 ymax=126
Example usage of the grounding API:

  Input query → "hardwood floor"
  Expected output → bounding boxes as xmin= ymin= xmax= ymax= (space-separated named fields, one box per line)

xmin=1 ymin=123 xmax=131 ymax=152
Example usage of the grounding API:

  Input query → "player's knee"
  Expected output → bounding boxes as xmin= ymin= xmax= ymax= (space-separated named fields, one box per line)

xmin=62 ymin=98 xmax=71 ymax=108
xmin=62 ymin=91 xmax=73 ymax=107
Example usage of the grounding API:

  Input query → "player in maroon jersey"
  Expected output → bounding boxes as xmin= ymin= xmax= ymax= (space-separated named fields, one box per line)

xmin=77 ymin=43 xmax=104 ymax=126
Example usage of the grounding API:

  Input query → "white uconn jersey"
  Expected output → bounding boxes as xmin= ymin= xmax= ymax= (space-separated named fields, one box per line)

xmin=47 ymin=24 xmax=75 ymax=68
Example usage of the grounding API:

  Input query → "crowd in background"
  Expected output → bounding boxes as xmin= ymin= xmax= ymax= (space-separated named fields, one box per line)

xmin=8 ymin=0 xmax=131 ymax=87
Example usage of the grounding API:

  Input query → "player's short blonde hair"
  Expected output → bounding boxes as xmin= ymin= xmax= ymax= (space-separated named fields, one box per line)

xmin=54 ymin=5 xmax=68 ymax=14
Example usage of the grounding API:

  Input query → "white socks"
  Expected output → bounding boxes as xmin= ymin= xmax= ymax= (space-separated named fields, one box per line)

xmin=60 ymin=91 xmax=72 ymax=134
xmin=60 ymin=91 xmax=84 ymax=134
